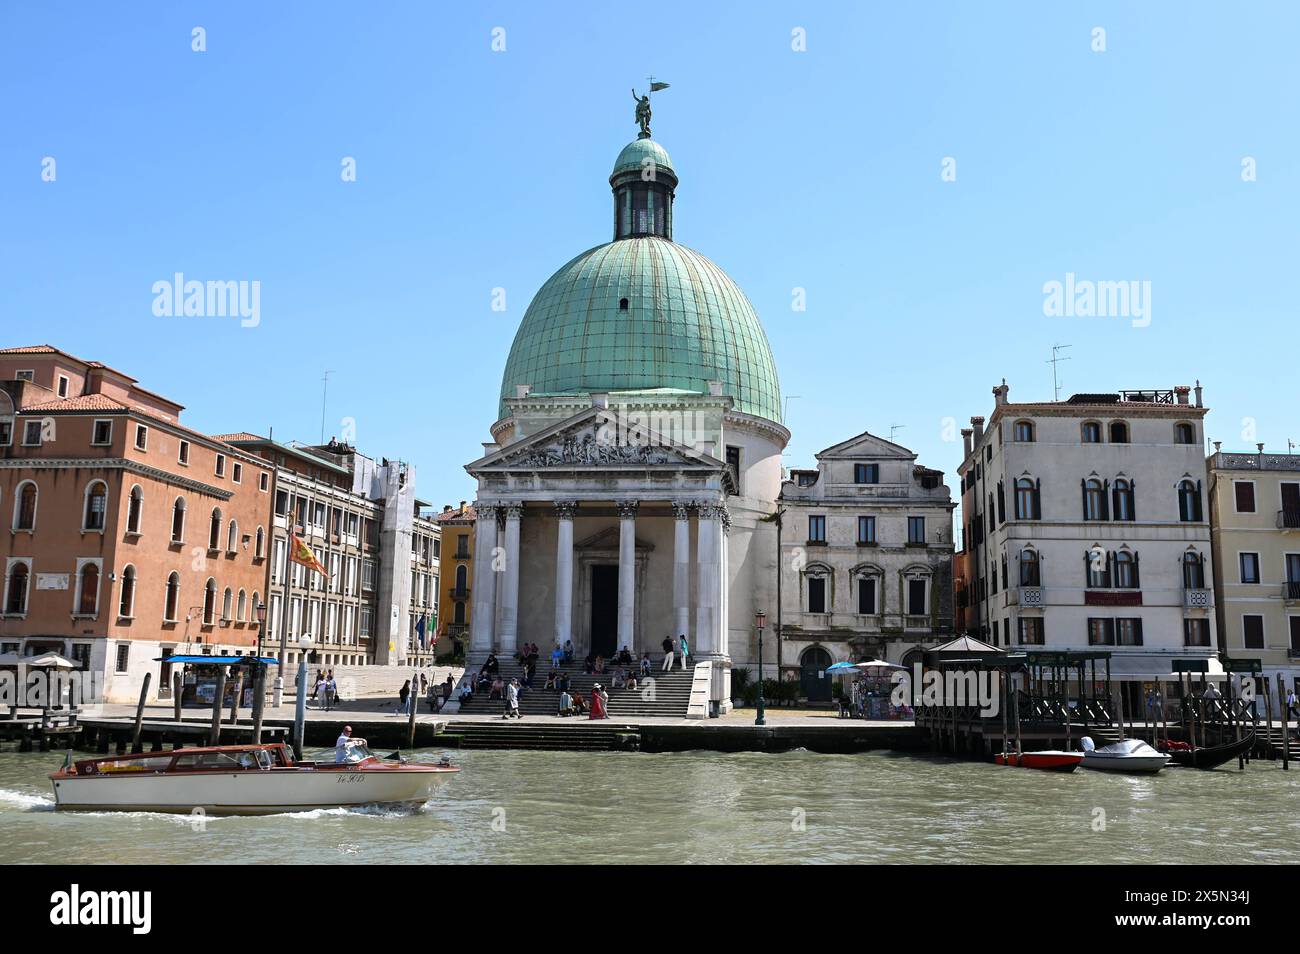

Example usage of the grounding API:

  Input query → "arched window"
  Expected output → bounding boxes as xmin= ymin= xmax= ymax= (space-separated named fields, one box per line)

xmin=250 ymin=591 xmax=261 ymax=623
xmin=1178 ymin=479 xmax=1203 ymax=522
xmin=1114 ymin=551 xmax=1139 ymax=588
xmin=1014 ymin=477 xmax=1040 ymax=520
xmin=1182 ymin=551 xmax=1205 ymax=589
xmin=852 ymin=565 xmax=882 ymax=615
xmin=1083 ymin=478 xmax=1107 ymax=520
xmin=1081 ymin=421 xmax=1102 ymax=443
xmin=171 ymin=497 xmax=186 ymax=543
xmin=453 ymin=601 xmax=466 ymax=625
xmin=1109 ymin=421 xmax=1130 ymax=443
xmin=209 ymin=508 xmax=222 ymax=550
xmin=203 ymin=578 xmax=217 ymax=625
xmin=227 ymin=518 xmax=238 ymax=553
xmin=5 ymin=562 xmax=30 ymax=615
xmin=455 ymin=564 xmax=467 ymax=593
xmin=126 ymin=485 xmax=144 ymax=534
xmin=77 ymin=562 xmax=100 ymax=615
xmin=1013 ymin=420 xmax=1035 ymax=442
xmin=164 ymin=572 xmax=181 ymax=621
xmin=14 ymin=481 xmax=37 ymax=530
xmin=1174 ymin=422 xmax=1195 ymax=445
xmin=255 ymin=526 xmax=265 ymax=559
xmin=1019 ymin=548 xmax=1040 ymax=587
xmin=119 ymin=565 xmax=136 ymax=617
xmin=237 ymin=588 xmax=247 ymax=621
xmin=221 ymin=587 xmax=233 ymax=621
xmin=1087 ymin=547 xmax=1110 ymax=588
xmin=83 ymin=480 xmax=108 ymax=531
xmin=1112 ymin=478 xmax=1135 ymax=521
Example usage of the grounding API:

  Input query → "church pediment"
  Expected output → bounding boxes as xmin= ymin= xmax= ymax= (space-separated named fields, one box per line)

xmin=468 ymin=405 xmax=725 ymax=473
xmin=816 ymin=429 xmax=916 ymax=461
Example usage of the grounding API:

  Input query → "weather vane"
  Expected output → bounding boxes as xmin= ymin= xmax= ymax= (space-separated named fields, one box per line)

xmin=632 ymin=77 xmax=670 ymax=139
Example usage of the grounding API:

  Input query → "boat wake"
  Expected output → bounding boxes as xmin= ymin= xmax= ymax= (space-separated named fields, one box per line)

xmin=0 ymin=788 xmax=55 ymax=811
xmin=276 ymin=800 xmax=436 ymax=820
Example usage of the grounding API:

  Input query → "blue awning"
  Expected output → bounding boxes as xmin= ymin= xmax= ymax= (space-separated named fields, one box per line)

xmin=154 ymin=655 xmax=279 ymax=666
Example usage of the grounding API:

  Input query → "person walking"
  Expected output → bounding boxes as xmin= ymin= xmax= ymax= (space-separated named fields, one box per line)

xmin=503 ymin=678 xmax=522 ymax=719
xmin=661 ymin=636 xmax=675 ymax=671
xmin=397 ymin=679 xmax=411 ymax=716
xmin=320 ymin=672 xmax=334 ymax=712
xmin=310 ymin=669 xmax=324 ymax=702
xmin=1286 ymin=687 xmax=1298 ymax=724
xmin=678 ymin=634 xmax=690 ymax=670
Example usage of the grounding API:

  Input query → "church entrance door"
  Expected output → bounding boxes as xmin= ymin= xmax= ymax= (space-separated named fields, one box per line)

xmin=590 ymin=564 xmax=619 ymax=658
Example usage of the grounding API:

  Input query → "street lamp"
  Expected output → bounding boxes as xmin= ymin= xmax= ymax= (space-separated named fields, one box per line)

xmin=255 ymin=600 xmax=267 ymax=657
xmin=755 ymin=610 xmax=767 ymax=726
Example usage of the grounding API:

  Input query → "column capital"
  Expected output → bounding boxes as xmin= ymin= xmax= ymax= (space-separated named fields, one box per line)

xmin=474 ymin=501 xmax=499 ymax=520
xmin=616 ymin=499 xmax=640 ymax=519
xmin=553 ymin=500 xmax=579 ymax=519
xmin=697 ymin=503 xmax=728 ymax=522
xmin=671 ymin=499 xmax=694 ymax=521
xmin=502 ymin=503 xmax=525 ymax=520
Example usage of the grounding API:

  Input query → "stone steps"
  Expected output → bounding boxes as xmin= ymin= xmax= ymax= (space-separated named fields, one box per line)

xmin=435 ymin=721 xmax=641 ymax=751
xmin=456 ymin=662 xmax=694 ymax=718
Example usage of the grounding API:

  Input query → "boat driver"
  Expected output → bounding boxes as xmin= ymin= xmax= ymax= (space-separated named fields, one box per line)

xmin=335 ymin=725 xmax=363 ymax=762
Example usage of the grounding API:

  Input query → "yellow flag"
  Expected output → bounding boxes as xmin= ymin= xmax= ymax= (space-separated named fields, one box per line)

xmin=288 ymin=532 xmax=328 ymax=577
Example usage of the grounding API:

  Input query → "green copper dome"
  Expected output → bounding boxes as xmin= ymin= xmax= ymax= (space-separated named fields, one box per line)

xmin=611 ymin=138 xmax=674 ymax=178
xmin=499 ymin=237 xmax=782 ymax=423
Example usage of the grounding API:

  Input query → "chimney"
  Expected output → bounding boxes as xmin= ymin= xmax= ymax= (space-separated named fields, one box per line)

xmin=992 ymin=379 xmax=1010 ymax=406
xmin=961 ymin=428 xmax=974 ymax=457
xmin=1194 ymin=380 xmax=1203 ymax=408
xmin=1174 ymin=385 xmax=1190 ymax=405
xmin=1213 ymin=441 xmax=1221 ymax=454
xmin=442 ymin=505 xmax=451 ymax=513
xmin=459 ymin=500 xmax=467 ymax=512
xmin=970 ymin=415 xmax=985 ymax=445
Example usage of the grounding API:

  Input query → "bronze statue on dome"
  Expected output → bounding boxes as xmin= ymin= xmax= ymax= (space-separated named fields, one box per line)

xmin=632 ymin=80 xmax=669 ymax=139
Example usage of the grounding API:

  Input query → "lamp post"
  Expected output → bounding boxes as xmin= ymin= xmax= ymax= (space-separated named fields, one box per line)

xmin=755 ymin=610 xmax=767 ymax=726
xmin=255 ymin=599 xmax=267 ymax=658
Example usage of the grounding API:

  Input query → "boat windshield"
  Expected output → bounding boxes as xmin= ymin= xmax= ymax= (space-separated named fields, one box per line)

xmin=340 ymin=743 xmax=374 ymax=764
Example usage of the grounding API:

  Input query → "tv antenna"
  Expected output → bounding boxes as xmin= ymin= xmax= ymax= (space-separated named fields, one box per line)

xmin=1047 ymin=344 xmax=1072 ymax=401
xmin=320 ymin=370 xmax=335 ymax=444
xmin=890 ymin=424 xmax=906 ymax=443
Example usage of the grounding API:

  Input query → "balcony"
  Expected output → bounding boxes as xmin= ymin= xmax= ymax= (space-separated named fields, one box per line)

xmin=451 ymin=587 xmax=470 ymax=599
xmin=1183 ymin=588 xmax=1212 ymax=610
xmin=1284 ymin=581 xmax=1300 ymax=605
xmin=1279 ymin=509 xmax=1300 ymax=531
xmin=1010 ymin=585 xmax=1043 ymax=607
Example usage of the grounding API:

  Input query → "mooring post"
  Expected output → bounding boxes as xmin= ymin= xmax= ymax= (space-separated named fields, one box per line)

xmin=172 ymin=671 xmax=182 ymax=722
xmin=407 ymin=685 xmax=419 ymax=750
xmin=251 ymin=663 xmax=267 ymax=745
xmin=228 ymin=670 xmax=244 ymax=726
xmin=293 ymin=656 xmax=307 ymax=761
xmin=207 ymin=668 xmax=226 ymax=747
xmin=131 ymin=672 xmax=152 ymax=754
xmin=1277 ymin=672 xmax=1289 ymax=771
xmin=1263 ymin=683 xmax=1275 ymax=763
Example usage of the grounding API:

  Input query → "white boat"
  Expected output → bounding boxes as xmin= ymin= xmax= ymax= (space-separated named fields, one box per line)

xmin=49 ymin=742 xmax=458 ymax=815
xmin=1079 ymin=738 xmax=1170 ymax=774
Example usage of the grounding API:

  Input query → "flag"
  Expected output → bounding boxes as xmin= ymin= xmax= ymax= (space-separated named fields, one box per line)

xmin=416 ymin=614 xmax=426 ymax=648
xmin=288 ymin=532 xmax=328 ymax=578
xmin=650 ymin=82 xmax=670 ymax=92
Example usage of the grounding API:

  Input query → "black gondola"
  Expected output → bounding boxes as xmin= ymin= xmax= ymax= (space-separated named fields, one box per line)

xmin=1164 ymin=732 xmax=1255 ymax=770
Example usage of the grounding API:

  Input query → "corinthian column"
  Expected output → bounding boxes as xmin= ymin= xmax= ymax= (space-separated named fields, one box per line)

xmin=694 ymin=504 xmax=724 ymax=656
xmin=672 ymin=500 xmax=692 ymax=641
xmin=469 ymin=503 xmax=498 ymax=658
xmin=554 ymin=501 xmax=577 ymax=648
xmin=498 ymin=504 xmax=523 ymax=657
xmin=617 ymin=500 xmax=638 ymax=654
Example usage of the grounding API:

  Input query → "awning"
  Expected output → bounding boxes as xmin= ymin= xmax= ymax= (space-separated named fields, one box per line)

xmin=1104 ymin=652 xmax=1225 ymax=679
xmin=155 ymin=655 xmax=279 ymax=666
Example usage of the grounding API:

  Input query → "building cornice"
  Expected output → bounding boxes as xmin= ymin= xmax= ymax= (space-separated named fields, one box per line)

xmin=0 ymin=457 xmax=233 ymax=499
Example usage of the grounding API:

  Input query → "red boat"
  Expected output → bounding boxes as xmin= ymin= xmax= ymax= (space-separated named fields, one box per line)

xmin=994 ymin=750 xmax=1084 ymax=772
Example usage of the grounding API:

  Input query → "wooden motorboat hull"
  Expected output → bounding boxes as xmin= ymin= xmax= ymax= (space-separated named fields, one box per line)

xmin=1080 ymin=753 xmax=1169 ymax=773
xmin=1167 ymin=733 xmax=1254 ymax=770
xmin=51 ymin=764 xmax=457 ymax=814
xmin=994 ymin=751 xmax=1083 ymax=772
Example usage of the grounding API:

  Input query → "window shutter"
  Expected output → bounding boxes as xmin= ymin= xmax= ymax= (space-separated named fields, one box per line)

xmin=1106 ymin=618 xmax=1116 ymax=644
xmin=1130 ymin=479 xmax=1137 ymax=521
xmin=1081 ymin=479 xmax=1088 ymax=520
xmin=1195 ymin=480 xmax=1204 ymax=522
xmin=1101 ymin=480 xmax=1111 ymax=521
xmin=1084 ymin=550 xmax=1092 ymax=586
xmin=1033 ymin=479 xmax=1042 ymax=520
xmin=997 ymin=482 xmax=1005 ymax=524
xmin=1134 ymin=617 xmax=1144 ymax=646
xmin=1133 ymin=551 xmax=1141 ymax=588
xmin=1105 ymin=550 xmax=1115 ymax=588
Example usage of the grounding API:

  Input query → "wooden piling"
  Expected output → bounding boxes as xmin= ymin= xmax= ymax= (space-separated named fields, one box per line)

xmin=172 ymin=672 xmax=182 ymax=722
xmin=207 ymin=668 xmax=226 ymax=747
xmin=407 ymin=685 xmax=419 ymax=750
xmin=1263 ymin=683 xmax=1275 ymax=763
xmin=1000 ymin=671 xmax=1009 ymax=758
xmin=228 ymin=671 xmax=244 ymax=725
xmin=1277 ymin=673 xmax=1289 ymax=770
xmin=1012 ymin=684 xmax=1023 ymax=757
xmin=130 ymin=672 xmax=151 ymax=754
xmin=251 ymin=664 xmax=267 ymax=745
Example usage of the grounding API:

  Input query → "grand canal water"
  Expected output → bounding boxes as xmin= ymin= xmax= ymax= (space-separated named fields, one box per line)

xmin=1 ymin=747 xmax=1296 ymax=864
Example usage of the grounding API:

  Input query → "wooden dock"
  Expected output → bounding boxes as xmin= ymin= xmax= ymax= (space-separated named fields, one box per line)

xmin=78 ymin=718 xmax=288 ymax=755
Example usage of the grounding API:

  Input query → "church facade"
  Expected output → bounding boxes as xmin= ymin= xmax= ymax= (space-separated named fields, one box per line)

xmin=465 ymin=107 xmax=953 ymax=710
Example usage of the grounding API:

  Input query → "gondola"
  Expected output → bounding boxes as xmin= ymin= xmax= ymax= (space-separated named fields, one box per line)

xmin=1162 ymin=732 xmax=1255 ymax=770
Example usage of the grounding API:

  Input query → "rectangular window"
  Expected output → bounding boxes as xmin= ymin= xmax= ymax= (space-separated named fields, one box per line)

xmin=1087 ymin=617 xmax=1115 ymax=646
xmin=91 ymin=419 xmax=112 ymax=445
xmin=725 ymin=445 xmax=741 ymax=495
xmin=1291 ymin=617 xmax=1300 ymax=654
xmin=807 ymin=577 xmax=826 ymax=614
xmin=1116 ymin=617 xmax=1144 ymax=646
xmin=907 ymin=579 xmax=927 ymax=616
xmin=857 ymin=516 xmax=875 ymax=544
xmin=362 ymin=559 xmax=377 ymax=591
xmin=57 ymin=375 xmax=70 ymax=398
xmin=1242 ymin=615 xmax=1264 ymax=650
xmin=178 ymin=440 xmax=190 ymax=465
xmin=0 ymin=421 xmax=10 ymax=445
xmin=260 ymin=471 xmax=269 ymax=491
xmin=360 ymin=605 xmax=373 ymax=637
xmin=1018 ymin=618 xmax=1044 ymax=645
xmin=215 ymin=454 xmax=226 ymax=477
xmin=854 ymin=463 xmax=879 ymax=484
xmin=114 ymin=643 xmax=130 ymax=674
xmin=907 ymin=516 xmax=925 ymax=544
xmin=15 ymin=369 xmax=35 ymax=382
xmin=1183 ymin=618 xmax=1211 ymax=647
xmin=1234 ymin=481 xmax=1256 ymax=513
xmin=857 ymin=577 xmax=876 ymax=614
xmin=808 ymin=515 xmax=826 ymax=543
xmin=22 ymin=420 xmax=43 ymax=446
xmin=134 ymin=424 xmax=148 ymax=450
xmin=232 ymin=462 xmax=242 ymax=484
xmin=1239 ymin=552 xmax=1260 ymax=584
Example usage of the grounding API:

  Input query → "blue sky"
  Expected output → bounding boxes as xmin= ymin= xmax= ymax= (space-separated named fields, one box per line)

xmin=3 ymin=1 xmax=1297 ymax=510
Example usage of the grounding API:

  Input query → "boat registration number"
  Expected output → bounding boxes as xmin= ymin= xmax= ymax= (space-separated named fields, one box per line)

xmin=336 ymin=774 xmax=366 ymax=784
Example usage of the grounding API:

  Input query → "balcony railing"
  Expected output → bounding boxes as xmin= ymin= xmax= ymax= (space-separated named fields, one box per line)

xmin=1280 ymin=509 xmax=1300 ymax=530
xmin=451 ymin=587 xmax=470 ymax=599
xmin=1183 ymin=588 xmax=1212 ymax=610
xmin=1285 ymin=581 xmax=1300 ymax=603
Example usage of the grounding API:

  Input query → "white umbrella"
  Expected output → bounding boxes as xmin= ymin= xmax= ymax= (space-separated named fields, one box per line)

xmin=24 ymin=652 xmax=76 ymax=669
xmin=855 ymin=659 xmax=906 ymax=670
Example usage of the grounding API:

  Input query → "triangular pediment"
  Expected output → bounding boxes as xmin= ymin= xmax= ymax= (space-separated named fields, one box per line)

xmin=468 ymin=405 xmax=725 ymax=473
xmin=574 ymin=527 xmax=655 ymax=552
xmin=816 ymin=430 xmax=916 ymax=461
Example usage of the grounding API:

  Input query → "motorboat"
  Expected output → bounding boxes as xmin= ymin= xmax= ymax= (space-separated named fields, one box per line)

xmin=1079 ymin=738 xmax=1170 ymax=773
xmin=993 ymin=750 xmax=1084 ymax=772
xmin=49 ymin=741 xmax=458 ymax=814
